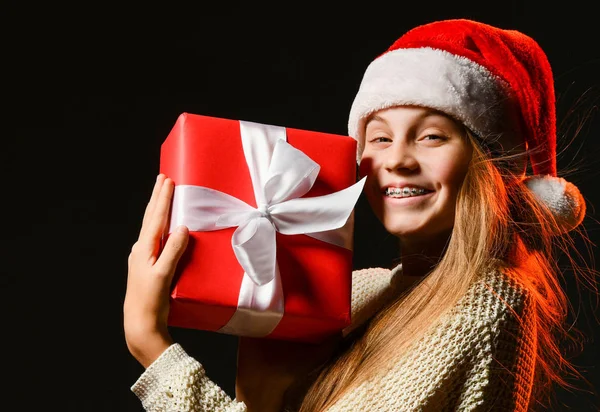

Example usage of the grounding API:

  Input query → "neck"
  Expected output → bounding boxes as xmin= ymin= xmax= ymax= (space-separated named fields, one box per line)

xmin=399 ymin=231 xmax=451 ymax=277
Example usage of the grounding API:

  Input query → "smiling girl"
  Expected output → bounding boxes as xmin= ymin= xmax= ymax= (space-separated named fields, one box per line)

xmin=361 ymin=107 xmax=472 ymax=243
xmin=124 ymin=19 xmax=593 ymax=411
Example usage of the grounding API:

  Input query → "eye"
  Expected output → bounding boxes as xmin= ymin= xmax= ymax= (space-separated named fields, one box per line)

xmin=370 ymin=136 xmax=392 ymax=143
xmin=419 ymin=134 xmax=449 ymax=144
xmin=423 ymin=134 xmax=444 ymax=141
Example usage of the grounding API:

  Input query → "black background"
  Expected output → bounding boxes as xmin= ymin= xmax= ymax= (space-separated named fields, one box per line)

xmin=4 ymin=3 xmax=600 ymax=411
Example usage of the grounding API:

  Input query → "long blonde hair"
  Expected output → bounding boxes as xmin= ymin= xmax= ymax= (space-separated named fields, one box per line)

xmin=292 ymin=131 xmax=595 ymax=411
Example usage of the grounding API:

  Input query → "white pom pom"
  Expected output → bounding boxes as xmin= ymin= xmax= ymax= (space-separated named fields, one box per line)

xmin=524 ymin=175 xmax=586 ymax=233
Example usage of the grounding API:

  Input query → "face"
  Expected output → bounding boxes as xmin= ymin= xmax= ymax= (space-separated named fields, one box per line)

xmin=359 ymin=106 xmax=473 ymax=243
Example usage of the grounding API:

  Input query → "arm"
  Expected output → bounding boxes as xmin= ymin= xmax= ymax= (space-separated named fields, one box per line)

xmin=235 ymin=334 xmax=341 ymax=412
xmin=124 ymin=174 xmax=246 ymax=411
xmin=132 ymin=343 xmax=246 ymax=411
xmin=234 ymin=267 xmax=398 ymax=411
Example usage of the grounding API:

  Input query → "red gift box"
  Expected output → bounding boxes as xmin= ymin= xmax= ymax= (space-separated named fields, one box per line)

xmin=160 ymin=112 xmax=363 ymax=343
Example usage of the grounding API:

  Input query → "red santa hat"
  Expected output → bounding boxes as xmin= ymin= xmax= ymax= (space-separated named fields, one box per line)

xmin=348 ymin=18 xmax=585 ymax=233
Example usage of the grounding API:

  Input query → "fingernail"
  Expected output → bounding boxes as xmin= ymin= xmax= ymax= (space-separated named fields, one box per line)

xmin=157 ymin=173 xmax=164 ymax=181
xmin=176 ymin=225 xmax=188 ymax=233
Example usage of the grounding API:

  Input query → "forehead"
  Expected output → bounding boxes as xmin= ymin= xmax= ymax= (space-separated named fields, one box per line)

xmin=365 ymin=106 xmax=463 ymax=129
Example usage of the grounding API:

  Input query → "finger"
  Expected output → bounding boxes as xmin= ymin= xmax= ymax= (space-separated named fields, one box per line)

xmin=142 ymin=174 xmax=166 ymax=229
xmin=141 ymin=177 xmax=175 ymax=252
xmin=154 ymin=225 xmax=189 ymax=278
xmin=139 ymin=174 xmax=166 ymax=240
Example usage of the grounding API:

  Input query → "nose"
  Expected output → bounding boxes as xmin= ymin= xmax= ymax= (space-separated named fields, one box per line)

xmin=384 ymin=140 xmax=418 ymax=173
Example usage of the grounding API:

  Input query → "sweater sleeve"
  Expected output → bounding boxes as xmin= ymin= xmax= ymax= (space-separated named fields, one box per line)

xmin=131 ymin=343 xmax=247 ymax=411
xmin=131 ymin=267 xmax=396 ymax=411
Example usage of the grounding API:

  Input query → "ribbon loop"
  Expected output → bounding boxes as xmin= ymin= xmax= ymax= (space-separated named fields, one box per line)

xmin=263 ymin=139 xmax=320 ymax=204
xmin=172 ymin=185 xmax=255 ymax=231
xmin=270 ymin=177 xmax=366 ymax=235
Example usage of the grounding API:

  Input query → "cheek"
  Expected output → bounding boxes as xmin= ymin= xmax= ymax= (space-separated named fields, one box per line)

xmin=359 ymin=155 xmax=382 ymax=196
xmin=358 ymin=156 xmax=384 ymax=213
xmin=432 ymin=153 xmax=470 ymax=193
xmin=359 ymin=149 xmax=389 ymax=180
xmin=358 ymin=155 xmax=375 ymax=178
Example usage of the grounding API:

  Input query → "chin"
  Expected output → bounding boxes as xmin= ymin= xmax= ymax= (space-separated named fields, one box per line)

xmin=383 ymin=217 xmax=454 ymax=241
xmin=382 ymin=222 xmax=424 ymax=238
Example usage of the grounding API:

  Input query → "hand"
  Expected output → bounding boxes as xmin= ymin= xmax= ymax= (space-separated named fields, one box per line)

xmin=235 ymin=333 xmax=341 ymax=411
xmin=124 ymin=174 xmax=189 ymax=368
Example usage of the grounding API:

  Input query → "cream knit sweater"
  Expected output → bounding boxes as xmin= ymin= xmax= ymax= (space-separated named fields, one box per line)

xmin=131 ymin=265 xmax=535 ymax=411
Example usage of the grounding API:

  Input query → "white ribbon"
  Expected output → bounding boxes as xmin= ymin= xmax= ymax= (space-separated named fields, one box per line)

xmin=169 ymin=120 xmax=366 ymax=337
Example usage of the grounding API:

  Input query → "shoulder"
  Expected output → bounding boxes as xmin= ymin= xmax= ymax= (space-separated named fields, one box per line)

xmin=343 ymin=266 xmax=400 ymax=336
xmin=350 ymin=266 xmax=398 ymax=303
xmin=408 ymin=267 xmax=536 ymax=351
xmin=447 ymin=267 xmax=537 ymax=371
xmin=455 ymin=267 xmax=534 ymax=325
xmin=427 ymin=267 xmax=537 ymax=362
xmin=331 ymin=268 xmax=537 ymax=411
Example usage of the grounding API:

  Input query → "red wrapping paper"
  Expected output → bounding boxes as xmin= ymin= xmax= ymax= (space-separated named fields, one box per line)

xmin=160 ymin=112 xmax=358 ymax=343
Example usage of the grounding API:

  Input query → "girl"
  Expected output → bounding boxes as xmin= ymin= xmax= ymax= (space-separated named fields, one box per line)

xmin=124 ymin=19 xmax=592 ymax=411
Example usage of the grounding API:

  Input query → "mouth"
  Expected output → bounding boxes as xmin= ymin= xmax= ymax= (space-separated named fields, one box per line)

xmin=383 ymin=186 xmax=434 ymax=198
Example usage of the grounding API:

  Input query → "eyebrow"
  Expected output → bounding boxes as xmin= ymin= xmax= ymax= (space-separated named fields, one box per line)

xmin=365 ymin=114 xmax=387 ymax=127
xmin=364 ymin=109 xmax=456 ymax=128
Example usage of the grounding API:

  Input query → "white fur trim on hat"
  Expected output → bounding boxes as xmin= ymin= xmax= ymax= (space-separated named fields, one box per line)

xmin=524 ymin=175 xmax=586 ymax=233
xmin=348 ymin=47 xmax=520 ymax=161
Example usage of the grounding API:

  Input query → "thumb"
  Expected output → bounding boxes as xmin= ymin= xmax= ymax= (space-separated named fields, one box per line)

xmin=155 ymin=225 xmax=189 ymax=278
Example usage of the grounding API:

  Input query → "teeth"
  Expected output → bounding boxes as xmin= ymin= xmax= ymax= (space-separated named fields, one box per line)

xmin=385 ymin=187 xmax=427 ymax=197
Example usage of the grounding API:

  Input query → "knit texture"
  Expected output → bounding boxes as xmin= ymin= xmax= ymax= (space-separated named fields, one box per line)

xmin=131 ymin=266 xmax=535 ymax=411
